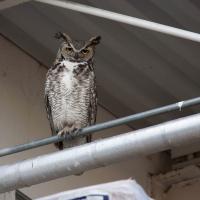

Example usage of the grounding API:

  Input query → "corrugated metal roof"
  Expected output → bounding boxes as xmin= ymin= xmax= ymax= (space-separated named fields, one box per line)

xmin=1 ymin=0 xmax=200 ymax=130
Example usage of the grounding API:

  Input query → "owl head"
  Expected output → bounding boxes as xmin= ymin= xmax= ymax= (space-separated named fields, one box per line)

xmin=55 ymin=32 xmax=101 ymax=63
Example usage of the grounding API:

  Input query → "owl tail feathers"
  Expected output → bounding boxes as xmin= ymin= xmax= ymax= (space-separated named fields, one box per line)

xmin=86 ymin=134 xmax=92 ymax=143
xmin=55 ymin=142 xmax=64 ymax=150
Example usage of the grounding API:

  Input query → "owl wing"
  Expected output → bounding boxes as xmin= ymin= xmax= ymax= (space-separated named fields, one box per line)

xmin=86 ymin=85 xmax=97 ymax=143
xmin=45 ymin=93 xmax=56 ymax=136
xmin=89 ymin=84 xmax=98 ymax=126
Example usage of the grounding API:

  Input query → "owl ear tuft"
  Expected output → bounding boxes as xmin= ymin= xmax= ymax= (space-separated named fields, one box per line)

xmin=54 ymin=32 xmax=72 ymax=43
xmin=54 ymin=32 xmax=63 ymax=40
xmin=89 ymin=35 xmax=101 ymax=46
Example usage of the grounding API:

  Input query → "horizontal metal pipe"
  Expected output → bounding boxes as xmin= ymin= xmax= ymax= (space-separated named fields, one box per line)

xmin=35 ymin=0 xmax=200 ymax=43
xmin=1 ymin=113 xmax=200 ymax=193
xmin=0 ymin=97 xmax=200 ymax=157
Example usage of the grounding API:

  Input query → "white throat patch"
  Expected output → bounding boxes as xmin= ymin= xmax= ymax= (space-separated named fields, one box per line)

xmin=60 ymin=60 xmax=86 ymax=71
xmin=61 ymin=60 xmax=86 ymax=91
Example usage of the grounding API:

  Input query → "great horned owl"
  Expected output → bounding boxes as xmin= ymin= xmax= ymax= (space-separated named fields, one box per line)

xmin=45 ymin=32 xmax=101 ymax=150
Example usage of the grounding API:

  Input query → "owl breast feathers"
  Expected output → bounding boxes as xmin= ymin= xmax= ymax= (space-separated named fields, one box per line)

xmin=45 ymin=32 xmax=101 ymax=150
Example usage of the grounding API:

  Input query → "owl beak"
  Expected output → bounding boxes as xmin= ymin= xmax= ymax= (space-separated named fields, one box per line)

xmin=74 ymin=53 xmax=79 ymax=59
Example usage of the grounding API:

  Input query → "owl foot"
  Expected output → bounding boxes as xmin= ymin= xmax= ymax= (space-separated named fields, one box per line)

xmin=58 ymin=127 xmax=81 ymax=140
xmin=70 ymin=128 xmax=81 ymax=138
xmin=56 ymin=128 xmax=83 ymax=152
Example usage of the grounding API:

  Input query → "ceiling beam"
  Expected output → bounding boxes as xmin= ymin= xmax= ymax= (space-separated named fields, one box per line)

xmin=35 ymin=0 xmax=200 ymax=43
xmin=0 ymin=0 xmax=30 ymax=10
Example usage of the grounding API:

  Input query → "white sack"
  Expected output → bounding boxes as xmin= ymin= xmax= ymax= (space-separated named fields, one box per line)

xmin=35 ymin=179 xmax=152 ymax=200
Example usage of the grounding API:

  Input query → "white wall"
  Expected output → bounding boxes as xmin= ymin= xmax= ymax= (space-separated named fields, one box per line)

xmin=0 ymin=35 xmax=162 ymax=199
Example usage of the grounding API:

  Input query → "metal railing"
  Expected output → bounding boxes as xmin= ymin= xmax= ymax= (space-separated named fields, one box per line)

xmin=0 ymin=96 xmax=200 ymax=157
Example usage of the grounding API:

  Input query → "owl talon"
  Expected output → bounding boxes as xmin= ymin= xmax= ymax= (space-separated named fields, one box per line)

xmin=58 ymin=128 xmax=81 ymax=140
xmin=58 ymin=130 xmax=66 ymax=137
xmin=57 ymin=130 xmax=70 ymax=141
xmin=71 ymin=128 xmax=81 ymax=137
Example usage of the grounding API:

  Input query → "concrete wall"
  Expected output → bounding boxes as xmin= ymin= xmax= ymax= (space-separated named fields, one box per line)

xmin=166 ymin=181 xmax=200 ymax=200
xmin=0 ymin=35 xmax=162 ymax=199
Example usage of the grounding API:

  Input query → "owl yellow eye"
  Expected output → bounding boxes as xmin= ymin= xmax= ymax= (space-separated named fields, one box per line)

xmin=81 ymin=49 xmax=89 ymax=54
xmin=65 ymin=47 xmax=73 ymax=52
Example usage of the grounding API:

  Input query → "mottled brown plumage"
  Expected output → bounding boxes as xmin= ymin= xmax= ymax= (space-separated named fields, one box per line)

xmin=45 ymin=32 xmax=101 ymax=149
